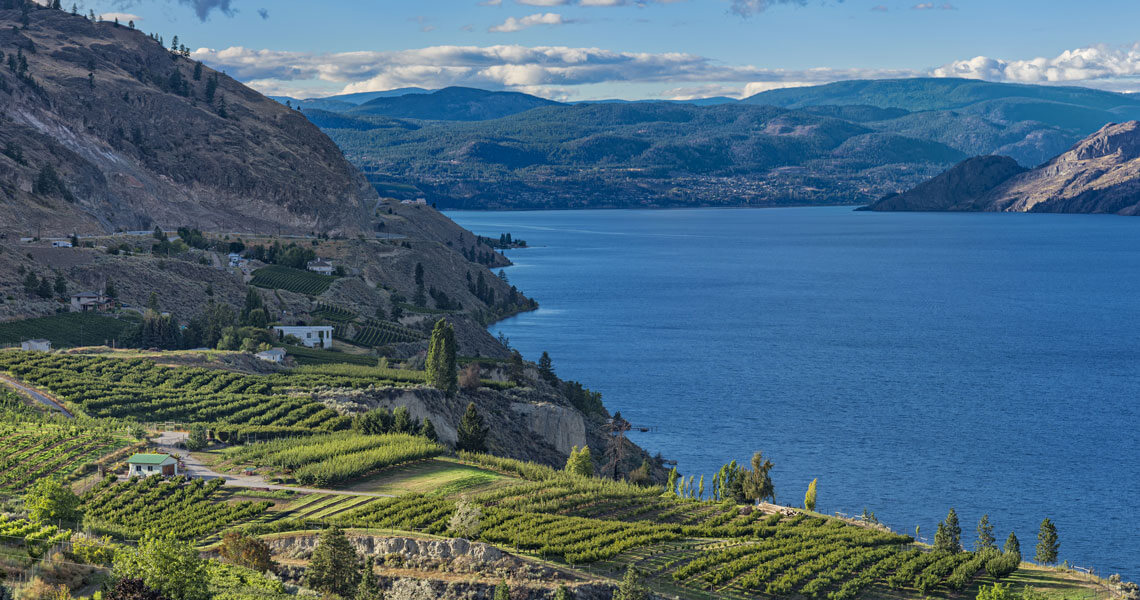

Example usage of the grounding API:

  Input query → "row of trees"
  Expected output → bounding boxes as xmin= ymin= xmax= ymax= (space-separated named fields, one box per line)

xmin=934 ymin=508 xmax=1059 ymax=565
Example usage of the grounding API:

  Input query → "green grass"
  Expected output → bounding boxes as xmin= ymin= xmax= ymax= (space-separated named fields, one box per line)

xmin=0 ymin=312 xmax=137 ymax=347
xmin=344 ymin=457 xmax=512 ymax=496
xmin=250 ymin=265 xmax=335 ymax=295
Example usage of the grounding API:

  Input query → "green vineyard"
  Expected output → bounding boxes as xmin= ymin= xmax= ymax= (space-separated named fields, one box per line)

xmin=0 ymin=312 xmax=138 ymax=348
xmin=224 ymin=432 xmax=445 ymax=487
xmin=82 ymin=475 xmax=271 ymax=540
xmin=250 ymin=265 xmax=335 ymax=295
xmin=0 ymin=418 xmax=129 ymax=492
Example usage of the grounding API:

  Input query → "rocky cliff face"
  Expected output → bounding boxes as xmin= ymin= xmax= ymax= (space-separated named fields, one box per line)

xmin=0 ymin=6 xmax=374 ymax=235
xmin=866 ymin=121 xmax=1140 ymax=215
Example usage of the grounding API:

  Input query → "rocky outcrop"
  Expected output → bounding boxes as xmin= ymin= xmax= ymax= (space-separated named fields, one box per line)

xmin=866 ymin=121 xmax=1140 ymax=215
xmin=265 ymin=533 xmax=515 ymax=570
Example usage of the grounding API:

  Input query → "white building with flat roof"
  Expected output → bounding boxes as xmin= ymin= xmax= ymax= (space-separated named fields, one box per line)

xmin=272 ymin=325 xmax=334 ymax=349
xmin=20 ymin=339 xmax=51 ymax=352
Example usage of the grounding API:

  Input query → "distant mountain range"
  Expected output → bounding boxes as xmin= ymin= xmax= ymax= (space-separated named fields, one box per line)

xmin=295 ymin=79 xmax=1140 ymax=210
xmin=865 ymin=121 xmax=1140 ymax=215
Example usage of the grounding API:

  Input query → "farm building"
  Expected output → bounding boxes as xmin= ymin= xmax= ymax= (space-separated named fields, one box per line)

xmin=51 ymin=240 xmax=72 ymax=248
xmin=272 ymin=325 xmax=334 ymax=349
xmin=20 ymin=339 xmax=51 ymax=352
xmin=306 ymin=259 xmax=334 ymax=275
xmin=70 ymin=291 xmax=113 ymax=312
xmin=255 ymin=348 xmax=287 ymax=363
xmin=127 ymin=453 xmax=179 ymax=477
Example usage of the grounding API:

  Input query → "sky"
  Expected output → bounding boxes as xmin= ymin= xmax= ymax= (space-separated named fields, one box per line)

xmin=69 ymin=0 xmax=1140 ymax=100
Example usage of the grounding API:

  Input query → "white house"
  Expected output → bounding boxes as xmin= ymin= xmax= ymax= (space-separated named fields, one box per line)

xmin=255 ymin=348 xmax=287 ymax=363
xmin=70 ymin=291 xmax=112 ymax=312
xmin=272 ymin=325 xmax=334 ymax=349
xmin=51 ymin=240 xmax=73 ymax=248
xmin=127 ymin=453 xmax=179 ymax=477
xmin=306 ymin=259 xmax=334 ymax=275
xmin=20 ymin=339 xmax=51 ymax=352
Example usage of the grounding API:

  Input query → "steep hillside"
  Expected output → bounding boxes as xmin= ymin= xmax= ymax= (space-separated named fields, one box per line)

xmin=865 ymin=121 xmax=1140 ymax=215
xmin=0 ymin=6 xmax=375 ymax=236
xmin=347 ymin=87 xmax=558 ymax=121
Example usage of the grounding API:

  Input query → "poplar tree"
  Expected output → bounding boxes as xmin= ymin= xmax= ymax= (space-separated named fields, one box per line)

xmin=976 ymin=514 xmax=996 ymax=552
xmin=1035 ymin=519 xmax=1058 ymax=565
xmin=804 ymin=478 xmax=818 ymax=512
xmin=425 ymin=319 xmax=457 ymax=395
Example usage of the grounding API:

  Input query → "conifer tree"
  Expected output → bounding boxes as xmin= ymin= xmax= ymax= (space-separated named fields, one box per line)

xmin=456 ymin=402 xmax=487 ymax=452
xmin=425 ymin=319 xmax=457 ymax=395
xmin=304 ymin=526 xmax=360 ymax=597
xmin=613 ymin=566 xmax=648 ymax=600
xmin=418 ymin=418 xmax=437 ymax=442
xmin=804 ymin=478 xmax=818 ymax=512
xmin=538 ymin=351 xmax=555 ymax=383
xmin=934 ymin=520 xmax=952 ymax=553
xmin=356 ymin=556 xmax=381 ymax=600
xmin=976 ymin=514 xmax=997 ymax=552
xmin=1004 ymin=531 xmax=1021 ymax=557
xmin=1035 ymin=518 xmax=1058 ymax=565
xmin=944 ymin=508 xmax=962 ymax=552
xmin=493 ymin=580 xmax=509 ymax=600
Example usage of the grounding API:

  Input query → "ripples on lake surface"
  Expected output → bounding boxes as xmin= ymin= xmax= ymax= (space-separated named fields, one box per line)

xmin=450 ymin=206 xmax=1140 ymax=579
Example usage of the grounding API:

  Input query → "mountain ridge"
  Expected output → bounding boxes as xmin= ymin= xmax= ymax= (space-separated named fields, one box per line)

xmin=864 ymin=120 xmax=1140 ymax=215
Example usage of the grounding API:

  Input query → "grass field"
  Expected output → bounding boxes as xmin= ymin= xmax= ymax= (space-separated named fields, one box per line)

xmin=0 ymin=312 xmax=137 ymax=347
xmin=344 ymin=457 xmax=513 ymax=496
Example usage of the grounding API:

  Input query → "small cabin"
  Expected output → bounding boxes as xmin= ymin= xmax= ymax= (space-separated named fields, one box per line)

xmin=272 ymin=325 xmax=334 ymax=349
xmin=306 ymin=259 xmax=334 ymax=275
xmin=51 ymin=240 xmax=72 ymax=248
xmin=127 ymin=453 xmax=179 ymax=477
xmin=20 ymin=339 xmax=51 ymax=352
xmin=255 ymin=348 xmax=286 ymax=363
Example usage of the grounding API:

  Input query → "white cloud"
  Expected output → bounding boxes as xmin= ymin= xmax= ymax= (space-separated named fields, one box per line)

xmin=489 ymin=12 xmax=566 ymax=32
xmin=912 ymin=2 xmax=955 ymax=9
xmin=192 ymin=44 xmax=918 ymax=99
xmin=98 ymin=12 xmax=141 ymax=22
xmin=933 ymin=43 xmax=1140 ymax=89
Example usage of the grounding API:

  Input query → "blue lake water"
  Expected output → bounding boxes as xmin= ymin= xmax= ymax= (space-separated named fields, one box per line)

xmin=449 ymin=206 xmax=1140 ymax=579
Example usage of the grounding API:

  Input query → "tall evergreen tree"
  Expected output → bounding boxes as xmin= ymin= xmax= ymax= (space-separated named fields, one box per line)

xmin=613 ymin=566 xmax=648 ymax=600
xmin=355 ymin=556 xmax=381 ymax=600
xmin=742 ymin=451 xmax=775 ymax=504
xmin=456 ymin=402 xmax=487 ymax=452
xmin=1035 ymin=518 xmax=1058 ymax=565
xmin=976 ymin=514 xmax=997 ymax=552
xmin=934 ymin=520 xmax=951 ymax=553
xmin=493 ymin=580 xmax=509 ymax=600
xmin=1004 ymin=531 xmax=1021 ymax=557
xmin=418 ymin=418 xmax=438 ymax=442
xmin=538 ymin=351 xmax=555 ymax=383
xmin=425 ymin=319 xmax=458 ymax=395
xmin=304 ymin=526 xmax=360 ymax=597
xmin=944 ymin=508 xmax=962 ymax=553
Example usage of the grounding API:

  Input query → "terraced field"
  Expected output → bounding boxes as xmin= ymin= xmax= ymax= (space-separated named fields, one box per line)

xmin=250 ymin=265 xmax=335 ymax=295
xmin=0 ymin=419 xmax=129 ymax=492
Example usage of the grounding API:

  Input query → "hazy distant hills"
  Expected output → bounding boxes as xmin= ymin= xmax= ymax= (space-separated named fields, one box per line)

xmin=867 ymin=121 xmax=1140 ymax=215
xmin=292 ymin=78 xmax=1140 ymax=210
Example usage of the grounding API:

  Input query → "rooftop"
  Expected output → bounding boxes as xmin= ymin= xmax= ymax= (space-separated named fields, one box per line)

xmin=127 ymin=453 xmax=173 ymax=465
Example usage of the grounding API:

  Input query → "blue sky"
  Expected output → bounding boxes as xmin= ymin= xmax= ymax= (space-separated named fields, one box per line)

xmin=77 ymin=0 xmax=1140 ymax=99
